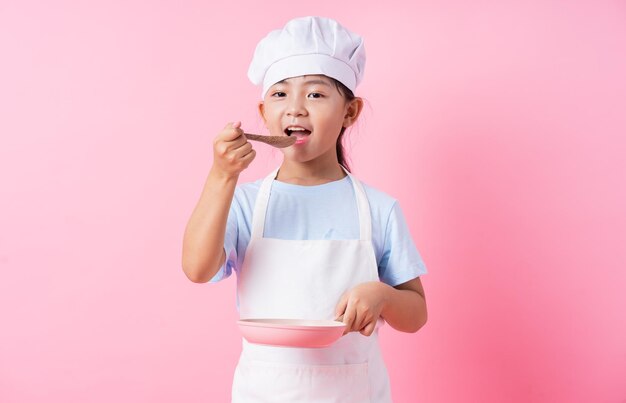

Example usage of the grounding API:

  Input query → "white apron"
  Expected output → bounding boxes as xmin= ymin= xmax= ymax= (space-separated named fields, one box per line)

xmin=231 ymin=168 xmax=392 ymax=403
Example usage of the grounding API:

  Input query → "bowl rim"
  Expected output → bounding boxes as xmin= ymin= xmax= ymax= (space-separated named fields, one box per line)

xmin=237 ymin=318 xmax=346 ymax=330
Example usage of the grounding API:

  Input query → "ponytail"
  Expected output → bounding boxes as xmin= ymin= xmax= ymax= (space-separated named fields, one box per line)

xmin=332 ymin=79 xmax=357 ymax=173
xmin=337 ymin=127 xmax=349 ymax=172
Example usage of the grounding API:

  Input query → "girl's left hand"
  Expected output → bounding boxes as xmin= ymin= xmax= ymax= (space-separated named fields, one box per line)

xmin=334 ymin=281 xmax=390 ymax=336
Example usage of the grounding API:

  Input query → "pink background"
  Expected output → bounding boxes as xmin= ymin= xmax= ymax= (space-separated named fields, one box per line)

xmin=1 ymin=1 xmax=625 ymax=402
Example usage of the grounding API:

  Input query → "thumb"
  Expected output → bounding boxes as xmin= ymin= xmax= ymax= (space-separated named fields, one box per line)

xmin=334 ymin=291 xmax=348 ymax=320
xmin=225 ymin=121 xmax=241 ymax=130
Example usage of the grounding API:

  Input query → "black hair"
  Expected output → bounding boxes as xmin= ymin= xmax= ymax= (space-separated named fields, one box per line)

xmin=331 ymin=79 xmax=356 ymax=173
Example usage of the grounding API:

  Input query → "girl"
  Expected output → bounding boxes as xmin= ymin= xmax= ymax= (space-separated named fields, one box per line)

xmin=182 ymin=16 xmax=428 ymax=402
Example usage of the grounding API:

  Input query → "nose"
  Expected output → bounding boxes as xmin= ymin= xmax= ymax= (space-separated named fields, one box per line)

xmin=286 ymin=96 xmax=307 ymax=117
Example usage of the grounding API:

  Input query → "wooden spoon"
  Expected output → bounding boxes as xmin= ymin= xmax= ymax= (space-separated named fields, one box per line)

xmin=244 ymin=132 xmax=296 ymax=148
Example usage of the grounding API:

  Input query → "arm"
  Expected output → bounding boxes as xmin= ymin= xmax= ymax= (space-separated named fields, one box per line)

xmin=335 ymin=277 xmax=427 ymax=335
xmin=181 ymin=122 xmax=255 ymax=283
xmin=381 ymin=277 xmax=427 ymax=333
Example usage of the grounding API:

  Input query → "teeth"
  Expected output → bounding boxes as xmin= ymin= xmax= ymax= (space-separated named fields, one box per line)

xmin=284 ymin=126 xmax=311 ymax=137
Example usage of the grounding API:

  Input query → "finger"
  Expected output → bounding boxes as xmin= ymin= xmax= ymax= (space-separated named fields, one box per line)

xmin=353 ymin=312 xmax=369 ymax=333
xmin=360 ymin=321 xmax=376 ymax=337
xmin=216 ymin=134 xmax=246 ymax=155
xmin=223 ymin=121 xmax=241 ymax=129
xmin=342 ymin=298 xmax=357 ymax=335
xmin=334 ymin=292 xmax=349 ymax=320
xmin=214 ymin=137 xmax=244 ymax=160
xmin=233 ymin=141 xmax=253 ymax=157
xmin=220 ymin=123 xmax=245 ymax=142
xmin=222 ymin=130 xmax=245 ymax=143
xmin=240 ymin=149 xmax=256 ymax=167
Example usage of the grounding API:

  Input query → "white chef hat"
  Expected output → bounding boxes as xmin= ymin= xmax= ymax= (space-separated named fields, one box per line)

xmin=247 ymin=16 xmax=366 ymax=98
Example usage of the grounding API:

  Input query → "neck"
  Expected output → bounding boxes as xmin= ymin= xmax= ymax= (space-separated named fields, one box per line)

xmin=276 ymin=158 xmax=346 ymax=186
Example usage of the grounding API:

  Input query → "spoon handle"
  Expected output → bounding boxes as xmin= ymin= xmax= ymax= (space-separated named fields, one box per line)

xmin=244 ymin=132 xmax=296 ymax=148
xmin=243 ymin=133 xmax=267 ymax=141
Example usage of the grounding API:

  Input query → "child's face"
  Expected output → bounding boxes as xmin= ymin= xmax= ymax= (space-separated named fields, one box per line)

xmin=259 ymin=75 xmax=361 ymax=165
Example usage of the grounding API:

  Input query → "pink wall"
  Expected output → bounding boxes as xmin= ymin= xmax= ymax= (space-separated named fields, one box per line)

xmin=1 ymin=1 xmax=625 ymax=402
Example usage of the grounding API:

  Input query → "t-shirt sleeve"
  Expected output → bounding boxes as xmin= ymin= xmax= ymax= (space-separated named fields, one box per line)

xmin=209 ymin=197 xmax=239 ymax=283
xmin=378 ymin=201 xmax=428 ymax=286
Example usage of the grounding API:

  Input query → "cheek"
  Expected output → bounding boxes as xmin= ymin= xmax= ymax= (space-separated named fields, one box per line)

xmin=261 ymin=111 xmax=280 ymax=127
xmin=265 ymin=108 xmax=283 ymax=122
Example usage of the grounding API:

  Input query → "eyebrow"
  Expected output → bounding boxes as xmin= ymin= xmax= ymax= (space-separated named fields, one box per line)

xmin=275 ymin=78 xmax=332 ymax=87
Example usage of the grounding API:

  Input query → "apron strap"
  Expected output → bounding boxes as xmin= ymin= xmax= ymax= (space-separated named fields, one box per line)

xmin=250 ymin=168 xmax=279 ymax=240
xmin=344 ymin=169 xmax=372 ymax=242
xmin=250 ymin=167 xmax=372 ymax=241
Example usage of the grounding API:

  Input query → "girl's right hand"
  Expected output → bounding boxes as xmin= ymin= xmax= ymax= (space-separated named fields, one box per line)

xmin=211 ymin=121 xmax=256 ymax=179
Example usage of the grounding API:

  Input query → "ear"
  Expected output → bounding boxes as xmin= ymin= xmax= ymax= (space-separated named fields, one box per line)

xmin=343 ymin=97 xmax=364 ymax=128
xmin=258 ymin=101 xmax=267 ymax=124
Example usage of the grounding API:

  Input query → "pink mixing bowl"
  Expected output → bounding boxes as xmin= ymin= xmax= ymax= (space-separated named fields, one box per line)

xmin=237 ymin=319 xmax=346 ymax=348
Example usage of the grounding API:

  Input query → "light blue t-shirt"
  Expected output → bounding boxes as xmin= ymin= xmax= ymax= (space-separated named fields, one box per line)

xmin=211 ymin=175 xmax=427 ymax=286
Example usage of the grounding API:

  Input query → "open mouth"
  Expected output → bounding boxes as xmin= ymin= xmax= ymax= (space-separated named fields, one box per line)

xmin=284 ymin=126 xmax=312 ymax=137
